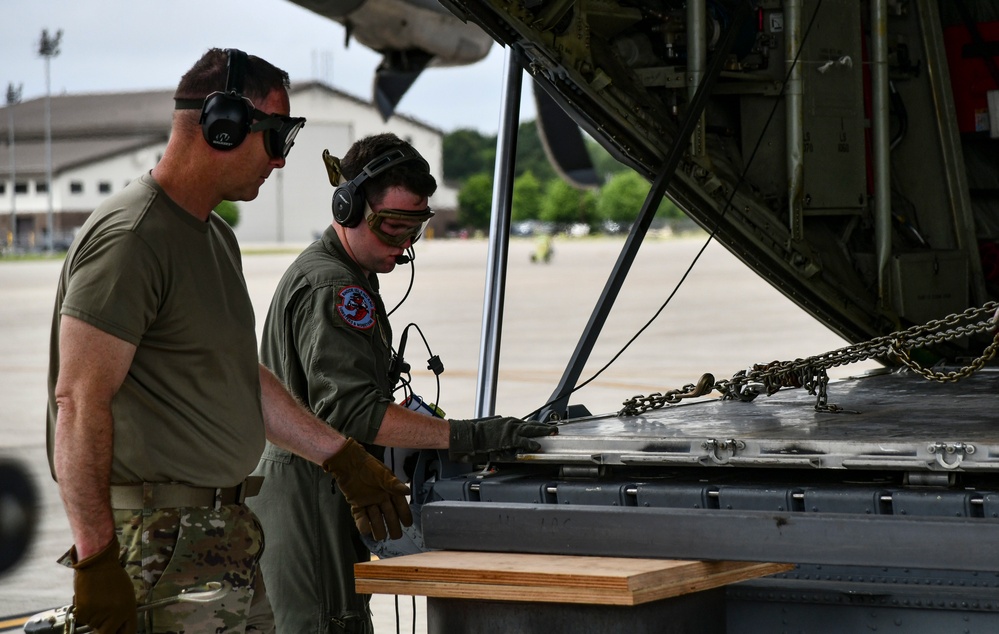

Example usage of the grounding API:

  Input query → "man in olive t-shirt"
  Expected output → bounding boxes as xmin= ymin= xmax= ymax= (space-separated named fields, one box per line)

xmin=47 ymin=49 xmax=411 ymax=634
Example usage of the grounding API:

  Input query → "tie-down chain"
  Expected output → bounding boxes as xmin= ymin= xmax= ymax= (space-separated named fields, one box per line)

xmin=619 ymin=302 xmax=999 ymax=417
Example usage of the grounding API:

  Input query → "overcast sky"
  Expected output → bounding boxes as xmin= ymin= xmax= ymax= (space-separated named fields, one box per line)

xmin=2 ymin=0 xmax=535 ymax=134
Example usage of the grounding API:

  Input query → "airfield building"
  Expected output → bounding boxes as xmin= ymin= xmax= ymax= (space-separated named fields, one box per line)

xmin=0 ymin=82 xmax=455 ymax=249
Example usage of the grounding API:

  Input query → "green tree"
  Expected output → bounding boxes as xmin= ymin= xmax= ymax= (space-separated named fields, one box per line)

xmin=444 ymin=120 xmax=622 ymax=191
xmin=511 ymin=171 xmax=543 ymax=221
xmin=659 ymin=196 xmax=683 ymax=220
xmin=596 ymin=171 xmax=648 ymax=224
xmin=596 ymin=171 xmax=685 ymax=228
xmin=585 ymin=136 xmax=631 ymax=183
xmin=457 ymin=173 xmax=493 ymax=231
xmin=515 ymin=121 xmax=557 ymax=183
xmin=443 ymin=121 xmax=637 ymax=200
xmin=540 ymin=179 xmax=593 ymax=227
xmin=214 ymin=200 xmax=240 ymax=228
xmin=581 ymin=189 xmax=598 ymax=228
xmin=443 ymin=128 xmax=495 ymax=182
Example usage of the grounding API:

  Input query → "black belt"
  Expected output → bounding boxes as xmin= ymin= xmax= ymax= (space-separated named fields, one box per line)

xmin=109 ymin=476 xmax=263 ymax=510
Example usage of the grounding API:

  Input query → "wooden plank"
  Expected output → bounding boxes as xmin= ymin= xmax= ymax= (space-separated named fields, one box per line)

xmin=355 ymin=552 xmax=792 ymax=606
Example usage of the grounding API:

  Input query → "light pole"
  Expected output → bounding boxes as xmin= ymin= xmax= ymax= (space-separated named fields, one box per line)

xmin=38 ymin=28 xmax=62 ymax=252
xmin=6 ymin=83 xmax=21 ymax=250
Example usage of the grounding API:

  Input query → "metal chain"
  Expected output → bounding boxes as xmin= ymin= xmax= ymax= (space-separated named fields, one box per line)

xmin=891 ymin=334 xmax=999 ymax=382
xmin=619 ymin=302 xmax=999 ymax=417
xmin=619 ymin=373 xmax=717 ymax=413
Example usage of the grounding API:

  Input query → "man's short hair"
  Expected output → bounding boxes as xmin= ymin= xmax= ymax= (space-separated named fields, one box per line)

xmin=340 ymin=133 xmax=438 ymax=207
xmin=174 ymin=48 xmax=290 ymax=107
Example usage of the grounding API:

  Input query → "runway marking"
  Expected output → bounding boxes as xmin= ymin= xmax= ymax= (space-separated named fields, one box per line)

xmin=0 ymin=612 xmax=37 ymax=631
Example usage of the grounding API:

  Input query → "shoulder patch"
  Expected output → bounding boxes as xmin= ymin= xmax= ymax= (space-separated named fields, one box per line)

xmin=335 ymin=285 xmax=377 ymax=330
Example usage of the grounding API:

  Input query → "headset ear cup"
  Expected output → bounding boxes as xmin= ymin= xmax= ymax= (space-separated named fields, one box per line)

xmin=332 ymin=145 xmax=428 ymax=228
xmin=332 ymin=184 xmax=363 ymax=228
xmin=201 ymin=93 xmax=251 ymax=151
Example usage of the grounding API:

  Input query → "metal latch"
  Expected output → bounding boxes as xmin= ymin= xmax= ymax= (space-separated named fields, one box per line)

xmin=927 ymin=442 xmax=975 ymax=470
xmin=701 ymin=438 xmax=746 ymax=465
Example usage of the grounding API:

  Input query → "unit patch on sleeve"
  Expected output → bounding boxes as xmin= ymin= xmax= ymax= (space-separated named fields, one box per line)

xmin=335 ymin=285 xmax=377 ymax=330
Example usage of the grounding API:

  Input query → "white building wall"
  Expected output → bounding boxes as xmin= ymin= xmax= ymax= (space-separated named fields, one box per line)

xmin=2 ymin=178 xmax=50 ymax=215
xmin=234 ymin=86 xmax=449 ymax=244
xmin=59 ymin=144 xmax=166 ymax=213
xmin=1 ymin=85 xmax=450 ymax=246
xmin=237 ymin=120 xmax=353 ymax=243
xmin=2 ymin=143 xmax=166 ymax=249
xmin=2 ymin=145 xmax=165 ymax=217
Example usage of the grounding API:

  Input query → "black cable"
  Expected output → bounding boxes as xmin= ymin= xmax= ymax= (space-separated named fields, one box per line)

xmin=393 ymin=374 xmax=413 ymax=398
xmin=391 ymin=322 xmax=443 ymax=412
xmin=888 ymin=80 xmax=908 ymax=151
xmin=407 ymin=322 xmax=443 ymax=409
xmin=522 ymin=0 xmax=825 ymax=421
xmin=394 ymin=595 xmax=400 ymax=634
xmin=388 ymin=247 xmax=416 ymax=317
xmin=389 ymin=529 xmax=420 ymax=634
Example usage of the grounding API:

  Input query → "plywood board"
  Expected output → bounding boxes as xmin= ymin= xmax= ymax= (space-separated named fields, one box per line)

xmin=355 ymin=551 xmax=791 ymax=606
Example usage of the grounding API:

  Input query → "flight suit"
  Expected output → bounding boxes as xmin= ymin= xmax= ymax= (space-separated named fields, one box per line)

xmin=249 ymin=226 xmax=394 ymax=634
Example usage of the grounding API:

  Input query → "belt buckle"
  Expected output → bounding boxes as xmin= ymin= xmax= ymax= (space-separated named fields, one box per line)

xmin=215 ymin=481 xmax=247 ymax=509
xmin=234 ymin=480 xmax=247 ymax=505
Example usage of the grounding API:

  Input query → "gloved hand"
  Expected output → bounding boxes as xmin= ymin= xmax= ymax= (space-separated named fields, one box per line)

xmin=448 ymin=416 xmax=558 ymax=462
xmin=323 ymin=438 xmax=414 ymax=541
xmin=71 ymin=535 xmax=137 ymax=633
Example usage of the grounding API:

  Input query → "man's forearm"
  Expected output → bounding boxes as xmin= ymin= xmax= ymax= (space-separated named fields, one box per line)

xmin=259 ymin=364 xmax=347 ymax=464
xmin=53 ymin=315 xmax=137 ymax=559
xmin=53 ymin=406 xmax=117 ymax=560
xmin=373 ymin=403 xmax=450 ymax=449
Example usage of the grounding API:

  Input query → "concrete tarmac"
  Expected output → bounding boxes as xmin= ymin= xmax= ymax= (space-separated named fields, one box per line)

xmin=0 ymin=234 xmax=878 ymax=632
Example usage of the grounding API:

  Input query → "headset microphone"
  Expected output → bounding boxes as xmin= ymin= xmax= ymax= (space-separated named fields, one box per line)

xmin=395 ymin=247 xmax=415 ymax=265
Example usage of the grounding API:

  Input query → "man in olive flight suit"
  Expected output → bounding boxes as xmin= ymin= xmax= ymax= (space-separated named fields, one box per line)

xmin=248 ymin=133 xmax=556 ymax=633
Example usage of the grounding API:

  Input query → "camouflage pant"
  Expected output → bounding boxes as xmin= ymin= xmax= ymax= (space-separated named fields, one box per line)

xmin=114 ymin=503 xmax=274 ymax=633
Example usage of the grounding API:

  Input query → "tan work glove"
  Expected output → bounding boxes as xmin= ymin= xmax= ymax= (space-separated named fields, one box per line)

xmin=448 ymin=416 xmax=558 ymax=463
xmin=323 ymin=438 xmax=414 ymax=541
xmin=71 ymin=535 xmax=137 ymax=633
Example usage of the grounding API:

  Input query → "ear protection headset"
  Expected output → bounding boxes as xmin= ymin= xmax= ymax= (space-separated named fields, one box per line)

xmin=199 ymin=48 xmax=252 ymax=151
xmin=176 ymin=49 xmax=306 ymax=158
xmin=332 ymin=146 xmax=430 ymax=228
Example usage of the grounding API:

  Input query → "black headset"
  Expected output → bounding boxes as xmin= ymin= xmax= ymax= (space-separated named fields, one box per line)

xmin=332 ymin=146 xmax=430 ymax=228
xmin=199 ymin=48 xmax=253 ymax=151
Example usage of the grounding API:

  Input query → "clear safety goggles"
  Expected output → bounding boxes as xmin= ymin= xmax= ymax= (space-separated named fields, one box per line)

xmin=250 ymin=108 xmax=306 ymax=159
xmin=365 ymin=203 xmax=435 ymax=247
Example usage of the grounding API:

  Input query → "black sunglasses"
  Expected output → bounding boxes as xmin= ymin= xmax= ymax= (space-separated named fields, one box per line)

xmin=250 ymin=109 xmax=306 ymax=159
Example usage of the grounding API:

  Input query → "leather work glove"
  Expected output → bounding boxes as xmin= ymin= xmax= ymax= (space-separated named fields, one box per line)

xmin=323 ymin=438 xmax=414 ymax=541
xmin=448 ymin=416 xmax=558 ymax=463
xmin=71 ymin=535 xmax=137 ymax=633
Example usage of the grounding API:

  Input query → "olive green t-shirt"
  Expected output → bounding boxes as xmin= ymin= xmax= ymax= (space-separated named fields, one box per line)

xmin=47 ymin=173 xmax=265 ymax=487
